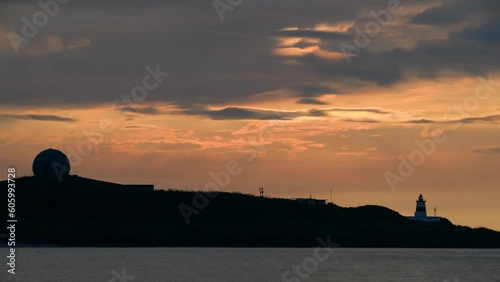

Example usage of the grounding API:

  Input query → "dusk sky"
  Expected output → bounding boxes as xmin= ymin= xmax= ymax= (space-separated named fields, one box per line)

xmin=1 ymin=0 xmax=499 ymax=230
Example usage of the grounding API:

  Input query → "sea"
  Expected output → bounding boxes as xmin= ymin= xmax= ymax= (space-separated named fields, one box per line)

xmin=1 ymin=248 xmax=499 ymax=282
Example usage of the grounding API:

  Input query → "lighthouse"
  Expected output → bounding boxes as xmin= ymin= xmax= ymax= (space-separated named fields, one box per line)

xmin=407 ymin=194 xmax=441 ymax=222
xmin=414 ymin=194 xmax=427 ymax=218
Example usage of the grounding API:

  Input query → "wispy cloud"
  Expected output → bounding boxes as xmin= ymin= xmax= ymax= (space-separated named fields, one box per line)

xmin=407 ymin=115 xmax=500 ymax=124
xmin=343 ymin=118 xmax=380 ymax=123
xmin=0 ymin=114 xmax=77 ymax=122
xmin=118 ymin=106 xmax=159 ymax=115
xmin=474 ymin=146 xmax=500 ymax=154
xmin=184 ymin=107 xmax=302 ymax=120
xmin=184 ymin=106 xmax=398 ymax=120
xmin=21 ymin=36 xmax=91 ymax=57
xmin=324 ymin=107 xmax=396 ymax=115
xmin=457 ymin=115 xmax=500 ymax=123
xmin=407 ymin=119 xmax=437 ymax=124
xmin=297 ymin=98 xmax=328 ymax=105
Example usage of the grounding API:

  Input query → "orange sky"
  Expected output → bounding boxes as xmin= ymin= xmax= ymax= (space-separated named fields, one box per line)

xmin=2 ymin=74 xmax=499 ymax=230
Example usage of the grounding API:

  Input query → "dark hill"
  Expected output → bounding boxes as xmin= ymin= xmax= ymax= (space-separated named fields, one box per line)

xmin=1 ymin=176 xmax=499 ymax=247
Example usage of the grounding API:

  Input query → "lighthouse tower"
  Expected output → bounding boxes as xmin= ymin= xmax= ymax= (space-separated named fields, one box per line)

xmin=407 ymin=194 xmax=441 ymax=222
xmin=414 ymin=194 xmax=427 ymax=217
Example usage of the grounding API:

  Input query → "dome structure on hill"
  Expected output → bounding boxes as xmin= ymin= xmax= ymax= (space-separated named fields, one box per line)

xmin=32 ymin=148 xmax=71 ymax=182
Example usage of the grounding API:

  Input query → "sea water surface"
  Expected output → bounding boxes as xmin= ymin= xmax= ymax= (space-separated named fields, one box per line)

xmin=1 ymin=248 xmax=499 ymax=282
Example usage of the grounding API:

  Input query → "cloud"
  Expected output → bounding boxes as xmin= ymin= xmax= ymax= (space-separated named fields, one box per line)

xmin=474 ymin=146 xmax=500 ymax=154
xmin=410 ymin=0 xmax=498 ymax=26
xmin=184 ymin=106 xmax=397 ymax=120
xmin=124 ymin=125 xmax=146 ymax=129
xmin=271 ymin=1 xmax=499 ymax=87
xmin=118 ymin=106 xmax=159 ymax=115
xmin=342 ymin=118 xmax=380 ymax=123
xmin=297 ymin=98 xmax=328 ymax=105
xmin=406 ymin=115 xmax=500 ymax=124
xmin=457 ymin=115 xmax=500 ymax=123
xmin=407 ymin=119 xmax=436 ymax=124
xmin=407 ymin=114 xmax=500 ymax=124
xmin=290 ymin=83 xmax=337 ymax=98
xmin=20 ymin=36 xmax=91 ymax=57
xmin=293 ymin=37 xmax=499 ymax=85
xmin=184 ymin=107 xmax=304 ymax=120
xmin=453 ymin=20 xmax=500 ymax=44
xmin=410 ymin=5 xmax=463 ymax=26
xmin=273 ymin=29 xmax=352 ymax=41
xmin=323 ymin=107 xmax=397 ymax=115
xmin=0 ymin=0 xmax=498 ymax=108
xmin=0 ymin=114 xmax=77 ymax=122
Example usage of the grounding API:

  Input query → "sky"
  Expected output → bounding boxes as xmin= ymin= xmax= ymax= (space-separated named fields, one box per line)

xmin=1 ymin=0 xmax=499 ymax=230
